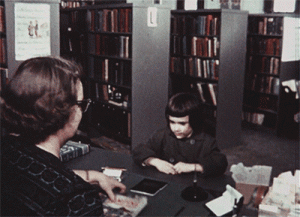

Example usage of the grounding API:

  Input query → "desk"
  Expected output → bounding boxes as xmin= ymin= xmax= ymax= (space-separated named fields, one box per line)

xmin=65 ymin=147 xmax=236 ymax=216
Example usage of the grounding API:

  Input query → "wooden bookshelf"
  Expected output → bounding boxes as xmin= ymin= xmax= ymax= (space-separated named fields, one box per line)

xmin=60 ymin=1 xmax=172 ymax=147
xmin=243 ymin=14 xmax=300 ymax=136
xmin=169 ymin=9 xmax=248 ymax=148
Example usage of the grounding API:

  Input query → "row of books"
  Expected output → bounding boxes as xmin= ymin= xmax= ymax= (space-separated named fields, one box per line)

xmin=0 ymin=37 xmax=6 ymax=65
xmin=0 ymin=6 xmax=4 ymax=33
xmin=171 ymin=35 xmax=219 ymax=58
xmin=87 ymin=8 xmax=132 ymax=33
xmin=248 ymin=56 xmax=280 ymax=75
xmin=171 ymin=14 xmax=220 ymax=36
xmin=95 ymin=35 xmax=131 ymax=58
xmin=251 ymin=75 xmax=280 ymax=95
xmin=170 ymin=57 xmax=219 ymax=80
xmin=61 ymin=10 xmax=87 ymax=32
xmin=248 ymin=16 xmax=283 ymax=36
xmin=91 ymin=101 xmax=131 ymax=138
xmin=247 ymin=37 xmax=282 ymax=56
xmin=90 ymin=82 xmax=131 ymax=108
xmin=196 ymin=82 xmax=218 ymax=106
xmin=242 ymin=112 xmax=265 ymax=126
xmin=61 ymin=28 xmax=86 ymax=53
xmin=90 ymin=58 xmax=131 ymax=86
xmin=60 ymin=0 xmax=100 ymax=9
xmin=244 ymin=94 xmax=278 ymax=112
xmin=60 ymin=140 xmax=90 ymax=162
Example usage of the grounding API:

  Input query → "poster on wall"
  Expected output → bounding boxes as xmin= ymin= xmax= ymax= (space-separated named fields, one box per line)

xmin=15 ymin=3 xmax=51 ymax=61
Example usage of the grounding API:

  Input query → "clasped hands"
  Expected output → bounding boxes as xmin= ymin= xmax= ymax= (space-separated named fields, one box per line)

xmin=146 ymin=158 xmax=203 ymax=175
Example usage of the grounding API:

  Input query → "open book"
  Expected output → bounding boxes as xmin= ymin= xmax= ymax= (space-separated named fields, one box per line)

xmin=205 ymin=185 xmax=243 ymax=216
xmin=102 ymin=193 xmax=147 ymax=217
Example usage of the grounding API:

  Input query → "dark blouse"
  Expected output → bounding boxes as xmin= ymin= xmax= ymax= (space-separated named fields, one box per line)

xmin=132 ymin=128 xmax=228 ymax=177
xmin=1 ymin=135 xmax=103 ymax=216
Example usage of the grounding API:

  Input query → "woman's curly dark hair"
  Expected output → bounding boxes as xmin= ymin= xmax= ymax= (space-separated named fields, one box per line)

xmin=1 ymin=56 xmax=82 ymax=145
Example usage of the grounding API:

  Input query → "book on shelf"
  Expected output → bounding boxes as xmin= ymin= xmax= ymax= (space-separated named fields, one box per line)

xmin=243 ymin=112 xmax=265 ymax=125
xmin=252 ymin=75 xmax=280 ymax=95
xmin=248 ymin=37 xmax=282 ymax=56
xmin=96 ymin=10 xmax=104 ymax=32
xmin=93 ymin=8 xmax=132 ymax=33
xmin=196 ymin=82 xmax=218 ymax=106
xmin=60 ymin=140 xmax=90 ymax=162
xmin=94 ymin=35 xmax=130 ymax=58
xmin=87 ymin=10 xmax=95 ymax=31
xmin=0 ymin=5 xmax=4 ymax=33
xmin=196 ymin=82 xmax=206 ymax=103
xmin=190 ymin=36 xmax=219 ymax=58
xmin=61 ymin=0 xmax=91 ymax=9
xmin=249 ymin=16 xmax=283 ymax=36
xmin=207 ymin=83 xmax=218 ymax=106
xmin=108 ymin=100 xmax=124 ymax=107
xmin=0 ymin=37 xmax=6 ymax=65
xmin=259 ymin=56 xmax=280 ymax=75
xmin=171 ymin=14 xmax=220 ymax=36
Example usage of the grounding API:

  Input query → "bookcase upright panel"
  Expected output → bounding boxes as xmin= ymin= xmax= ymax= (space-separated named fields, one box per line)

xmin=243 ymin=14 xmax=299 ymax=137
xmin=169 ymin=9 xmax=248 ymax=148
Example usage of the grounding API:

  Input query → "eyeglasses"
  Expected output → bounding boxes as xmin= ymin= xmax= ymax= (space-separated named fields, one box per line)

xmin=76 ymin=99 xmax=92 ymax=113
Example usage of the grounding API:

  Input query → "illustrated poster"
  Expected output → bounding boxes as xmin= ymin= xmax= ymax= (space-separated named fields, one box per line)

xmin=15 ymin=3 xmax=51 ymax=61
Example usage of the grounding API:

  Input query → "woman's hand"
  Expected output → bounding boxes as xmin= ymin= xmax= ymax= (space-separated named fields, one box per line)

xmin=73 ymin=170 xmax=126 ymax=202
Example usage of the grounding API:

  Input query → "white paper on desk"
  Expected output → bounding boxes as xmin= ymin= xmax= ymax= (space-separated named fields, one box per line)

xmin=230 ymin=163 xmax=272 ymax=186
xmin=295 ymin=170 xmax=300 ymax=187
xmin=103 ymin=169 xmax=123 ymax=181
xmin=205 ymin=185 xmax=243 ymax=216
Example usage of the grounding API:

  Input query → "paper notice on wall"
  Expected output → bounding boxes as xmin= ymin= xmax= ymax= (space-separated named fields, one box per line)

xmin=281 ymin=17 xmax=300 ymax=62
xmin=15 ymin=3 xmax=51 ymax=61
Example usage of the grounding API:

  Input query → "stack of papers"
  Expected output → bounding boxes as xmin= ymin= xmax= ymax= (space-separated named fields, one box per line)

xmin=205 ymin=185 xmax=243 ymax=216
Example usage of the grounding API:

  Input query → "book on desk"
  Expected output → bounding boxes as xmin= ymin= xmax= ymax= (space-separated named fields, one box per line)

xmin=60 ymin=140 xmax=90 ymax=162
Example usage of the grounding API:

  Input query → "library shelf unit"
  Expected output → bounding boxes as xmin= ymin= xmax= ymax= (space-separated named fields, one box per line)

xmin=169 ymin=9 xmax=248 ymax=148
xmin=242 ymin=14 xmax=300 ymax=136
xmin=60 ymin=1 xmax=172 ymax=148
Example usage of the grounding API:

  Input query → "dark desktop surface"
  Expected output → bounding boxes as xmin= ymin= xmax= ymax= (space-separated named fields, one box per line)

xmin=64 ymin=147 xmax=258 ymax=216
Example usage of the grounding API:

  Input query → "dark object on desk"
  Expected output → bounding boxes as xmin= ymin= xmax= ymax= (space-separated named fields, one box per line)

xmin=249 ymin=186 xmax=269 ymax=208
xmin=130 ymin=178 xmax=168 ymax=196
xmin=278 ymin=85 xmax=299 ymax=140
xmin=181 ymin=170 xmax=208 ymax=202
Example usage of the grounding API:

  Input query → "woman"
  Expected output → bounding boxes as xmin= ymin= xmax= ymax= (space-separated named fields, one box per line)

xmin=1 ymin=56 xmax=126 ymax=216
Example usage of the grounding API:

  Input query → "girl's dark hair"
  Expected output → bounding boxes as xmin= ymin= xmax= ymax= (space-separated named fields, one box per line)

xmin=165 ymin=92 xmax=204 ymax=131
xmin=1 ymin=56 xmax=82 ymax=145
